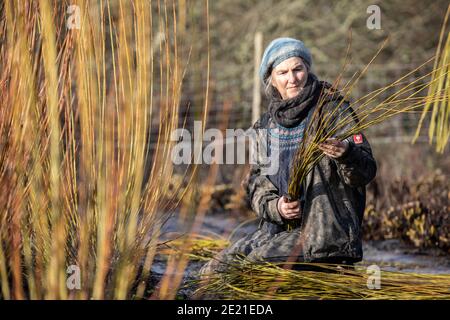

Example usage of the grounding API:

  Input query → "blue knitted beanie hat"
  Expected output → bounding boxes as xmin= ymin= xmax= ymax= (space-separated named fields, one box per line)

xmin=259 ymin=37 xmax=312 ymax=85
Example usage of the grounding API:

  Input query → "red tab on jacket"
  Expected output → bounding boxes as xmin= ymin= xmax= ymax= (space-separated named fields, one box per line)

xmin=353 ymin=134 xmax=363 ymax=144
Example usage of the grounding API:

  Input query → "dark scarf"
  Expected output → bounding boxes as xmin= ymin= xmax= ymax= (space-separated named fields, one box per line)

xmin=268 ymin=73 xmax=323 ymax=128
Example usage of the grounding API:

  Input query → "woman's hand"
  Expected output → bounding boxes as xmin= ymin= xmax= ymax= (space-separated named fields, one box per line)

xmin=277 ymin=196 xmax=301 ymax=220
xmin=318 ymin=138 xmax=349 ymax=159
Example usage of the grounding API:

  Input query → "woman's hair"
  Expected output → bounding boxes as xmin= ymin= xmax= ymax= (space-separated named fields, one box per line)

xmin=264 ymin=74 xmax=278 ymax=98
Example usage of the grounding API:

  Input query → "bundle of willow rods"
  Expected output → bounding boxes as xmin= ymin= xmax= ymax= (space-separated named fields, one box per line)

xmin=195 ymin=257 xmax=450 ymax=300
xmin=288 ymin=50 xmax=450 ymax=201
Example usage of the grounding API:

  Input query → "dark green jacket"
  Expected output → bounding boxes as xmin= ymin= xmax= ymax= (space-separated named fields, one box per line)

xmin=243 ymin=101 xmax=377 ymax=263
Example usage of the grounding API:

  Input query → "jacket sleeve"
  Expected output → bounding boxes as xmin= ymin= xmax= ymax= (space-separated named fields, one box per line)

xmin=241 ymin=115 xmax=284 ymax=225
xmin=331 ymin=103 xmax=377 ymax=187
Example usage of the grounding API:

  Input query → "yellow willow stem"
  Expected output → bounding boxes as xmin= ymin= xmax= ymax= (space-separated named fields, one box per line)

xmin=0 ymin=237 xmax=10 ymax=300
xmin=39 ymin=0 xmax=66 ymax=299
xmin=92 ymin=0 xmax=109 ymax=300
xmin=414 ymin=5 xmax=450 ymax=152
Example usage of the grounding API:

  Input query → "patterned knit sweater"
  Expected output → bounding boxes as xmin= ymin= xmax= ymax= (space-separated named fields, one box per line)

xmin=267 ymin=109 xmax=312 ymax=200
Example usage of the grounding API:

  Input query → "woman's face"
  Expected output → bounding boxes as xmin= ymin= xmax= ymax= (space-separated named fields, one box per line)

xmin=271 ymin=57 xmax=308 ymax=99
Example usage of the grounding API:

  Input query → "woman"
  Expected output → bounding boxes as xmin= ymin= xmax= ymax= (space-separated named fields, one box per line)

xmin=200 ymin=37 xmax=377 ymax=275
